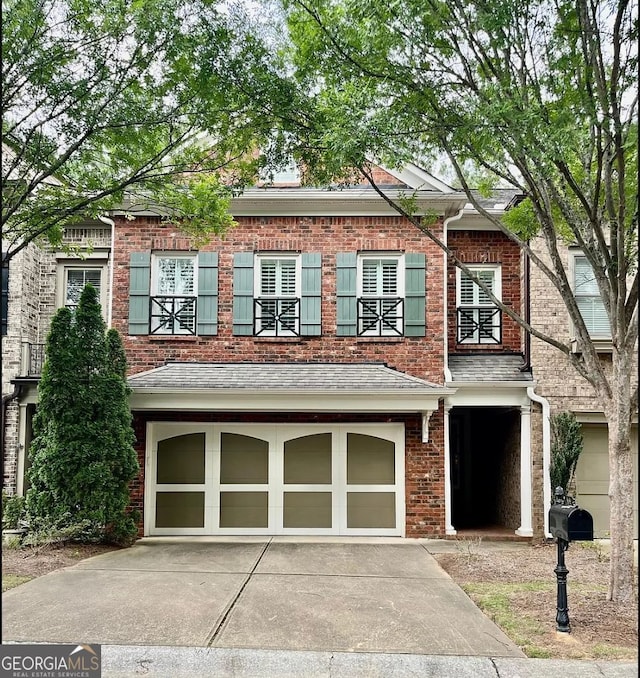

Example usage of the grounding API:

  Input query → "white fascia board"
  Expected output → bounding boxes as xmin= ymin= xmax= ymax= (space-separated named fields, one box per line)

xmin=447 ymin=207 xmax=506 ymax=231
xmin=446 ymin=385 xmax=531 ymax=407
xmin=129 ymin=388 xmax=454 ymax=413
xmin=229 ymin=189 xmax=465 ymax=217
xmin=445 ymin=380 xmax=535 ymax=388
xmin=378 ymin=163 xmax=457 ymax=193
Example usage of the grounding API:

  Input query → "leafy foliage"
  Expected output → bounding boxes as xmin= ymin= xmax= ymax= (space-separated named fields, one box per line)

xmin=281 ymin=0 xmax=637 ymax=603
xmin=26 ymin=285 xmax=139 ymax=544
xmin=2 ymin=0 xmax=297 ymax=261
xmin=550 ymin=412 xmax=584 ymax=498
xmin=2 ymin=492 xmax=26 ymax=530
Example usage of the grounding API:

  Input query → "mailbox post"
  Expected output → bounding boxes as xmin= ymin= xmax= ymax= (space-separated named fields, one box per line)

xmin=548 ymin=486 xmax=594 ymax=633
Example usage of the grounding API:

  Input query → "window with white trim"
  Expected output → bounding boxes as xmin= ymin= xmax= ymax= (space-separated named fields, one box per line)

xmin=573 ymin=255 xmax=610 ymax=338
xmin=56 ymin=261 xmax=108 ymax=315
xmin=456 ymin=265 xmax=502 ymax=344
xmin=254 ymin=254 xmax=301 ymax=336
xmin=357 ymin=254 xmax=404 ymax=336
xmin=151 ymin=254 xmax=197 ymax=335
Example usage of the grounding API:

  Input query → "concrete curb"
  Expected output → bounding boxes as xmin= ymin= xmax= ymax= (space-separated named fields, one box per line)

xmin=101 ymin=645 xmax=639 ymax=678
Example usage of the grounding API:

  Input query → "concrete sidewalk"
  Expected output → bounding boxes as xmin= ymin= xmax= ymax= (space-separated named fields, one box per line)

xmin=2 ymin=538 xmax=637 ymax=677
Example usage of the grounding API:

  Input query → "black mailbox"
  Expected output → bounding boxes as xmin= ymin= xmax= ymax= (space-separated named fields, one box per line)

xmin=549 ymin=504 xmax=594 ymax=542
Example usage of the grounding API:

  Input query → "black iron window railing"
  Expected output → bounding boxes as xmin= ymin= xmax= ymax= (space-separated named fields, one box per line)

xmin=150 ymin=296 xmax=196 ymax=335
xmin=457 ymin=307 xmax=502 ymax=344
xmin=357 ymin=297 xmax=404 ymax=336
xmin=21 ymin=342 xmax=45 ymax=376
xmin=254 ymin=298 xmax=300 ymax=336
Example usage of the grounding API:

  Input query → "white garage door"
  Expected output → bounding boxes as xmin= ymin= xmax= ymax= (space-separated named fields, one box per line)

xmin=575 ymin=424 xmax=638 ymax=539
xmin=145 ymin=423 xmax=405 ymax=536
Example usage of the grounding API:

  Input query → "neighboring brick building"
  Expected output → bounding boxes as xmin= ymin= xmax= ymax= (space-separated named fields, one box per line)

xmin=528 ymin=237 xmax=638 ymax=538
xmin=3 ymin=165 xmax=573 ymax=541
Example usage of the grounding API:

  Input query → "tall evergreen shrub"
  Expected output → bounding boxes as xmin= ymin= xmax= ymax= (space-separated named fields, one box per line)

xmin=550 ymin=412 xmax=584 ymax=499
xmin=26 ymin=284 xmax=139 ymax=543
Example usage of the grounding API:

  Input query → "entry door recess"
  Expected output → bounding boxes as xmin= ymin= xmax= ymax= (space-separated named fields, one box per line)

xmin=145 ymin=423 xmax=405 ymax=536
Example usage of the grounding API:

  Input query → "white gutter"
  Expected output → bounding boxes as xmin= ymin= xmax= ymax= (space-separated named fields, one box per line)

xmin=527 ymin=386 xmax=552 ymax=538
xmin=443 ymin=208 xmax=464 ymax=383
xmin=98 ymin=215 xmax=116 ymax=328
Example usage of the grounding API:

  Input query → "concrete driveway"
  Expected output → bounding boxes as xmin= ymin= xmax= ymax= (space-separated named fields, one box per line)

xmin=2 ymin=538 xmax=524 ymax=657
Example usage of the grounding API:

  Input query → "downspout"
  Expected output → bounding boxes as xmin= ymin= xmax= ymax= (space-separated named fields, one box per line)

xmin=98 ymin=215 xmax=116 ymax=328
xmin=442 ymin=208 xmax=464 ymax=536
xmin=527 ymin=386 xmax=551 ymax=538
xmin=521 ymin=246 xmax=532 ymax=370
xmin=443 ymin=208 xmax=464 ymax=384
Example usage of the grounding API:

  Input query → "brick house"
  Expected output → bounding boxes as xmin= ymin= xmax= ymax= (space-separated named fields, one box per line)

xmin=528 ymin=238 xmax=638 ymax=538
xmin=2 ymin=164 xmax=560 ymax=539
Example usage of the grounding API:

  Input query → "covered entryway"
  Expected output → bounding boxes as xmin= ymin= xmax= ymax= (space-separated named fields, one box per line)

xmin=145 ymin=423 xmax=405 ymax=536
xmin=445 ymin=354 xmax=534 ymax=538
xmin=449 ymin=407 xmax=521 ymax=531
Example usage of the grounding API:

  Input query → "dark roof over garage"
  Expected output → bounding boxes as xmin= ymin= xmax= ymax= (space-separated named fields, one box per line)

xmin=448 ymin=355 xmax=532 ymax=382
xmin=128 ymin=362 xmax=443 ymax=392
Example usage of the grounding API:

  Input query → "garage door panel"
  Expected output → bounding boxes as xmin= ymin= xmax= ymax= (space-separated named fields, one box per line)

xmin=284 ymin=434 xmax=332 ymax=484
xmin=220 ymin=492 xmax=269 ymax=528
xmin=347 ymin=434 xmax=395 ymax=485
xmin=156 ymin=491 xmax=205 ymax=528
xmin=157 ymin=433 xmax=205 ymax=484
xmin=283 ymin=492 xmax=332 ymax=528
xmin=347 ymin=492 xmax=396 ymax=528
xmin=577 ymin=481 xmax=609 ymax=494
xmin=220 ymin=433 xmax=269 ymax=484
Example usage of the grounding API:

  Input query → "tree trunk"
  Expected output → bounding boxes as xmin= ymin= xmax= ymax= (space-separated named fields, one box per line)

xmin=604 ymin=347 xmax=637 ymax=603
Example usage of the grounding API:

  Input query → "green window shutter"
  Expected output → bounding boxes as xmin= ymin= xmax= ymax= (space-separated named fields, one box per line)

xmin=404 ymin=253 xmax=426 ymax=337
xmin=336 ymin=252 xmax=357 ymax=336
xmin=197 ymin=252 xmax=218 ymax=335
xmin=128 ymin=252 xmax=151 ymax=335
xmin=233 ymin=252 xmax=254 ymax=335
xmin=300 ymin=253 xmax=321 ymax=336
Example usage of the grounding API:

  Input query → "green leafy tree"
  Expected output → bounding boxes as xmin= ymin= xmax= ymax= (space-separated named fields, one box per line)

xmin=281 ymin=0 xmax=637 ymax=601
xmin=26 ymin=285 xmax=138 ymax=543
xmin=2 ymin=0 xmax=294 ymax=262
xmin=550 ymin=413 xmax=584 ymax=498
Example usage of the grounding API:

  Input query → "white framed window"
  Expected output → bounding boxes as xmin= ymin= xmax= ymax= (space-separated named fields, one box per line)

xmin=151 ymin=254 xmax=197 ymax=335
xmin=56 ymin=260 xmax=108 ymax=315
xmin=456 ymin=265 xmax=502 ymax=344
xmin=357 ymin=254 xmax=404 ymax=336
xmin=572 ymin=255 xmax=610 ymax=338
xmin=254 ymin=254 xmax=301 ymax=336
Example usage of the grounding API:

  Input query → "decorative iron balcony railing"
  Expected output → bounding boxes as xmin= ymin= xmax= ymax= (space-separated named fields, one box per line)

xmin=457 ymin=307 xmax=502 ymax=344
xmin=20 ymin=342 xmax=45 ymax=376
xmin=254 ymin=298 xmax=300 ymax=336
xmin=150 ymin=296 xmax=197 ymax=335
xmin=357 ymin=297 xmax=404 ymax=337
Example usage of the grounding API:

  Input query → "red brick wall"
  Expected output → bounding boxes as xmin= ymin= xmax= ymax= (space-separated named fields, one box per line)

xmin=111 ymin=214 xmax=446 ymax=384
xmin=447 ymin=230 xmax=523 ymax=354
xmin=130 ymin=409 xmax=446 ymax=537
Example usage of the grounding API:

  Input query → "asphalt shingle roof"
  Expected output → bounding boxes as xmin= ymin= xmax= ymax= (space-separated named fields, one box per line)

xmin=448 ymin=355 xmax=532 ymax=382
xmin=128 ymin=362 xmax=442 ymax=391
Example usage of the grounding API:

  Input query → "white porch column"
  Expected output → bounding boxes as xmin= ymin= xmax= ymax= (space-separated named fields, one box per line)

xmin=443 ymin=403 xmax=456 ymax=535
xmin=516 ymin=404 xmax=534 ymax=537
